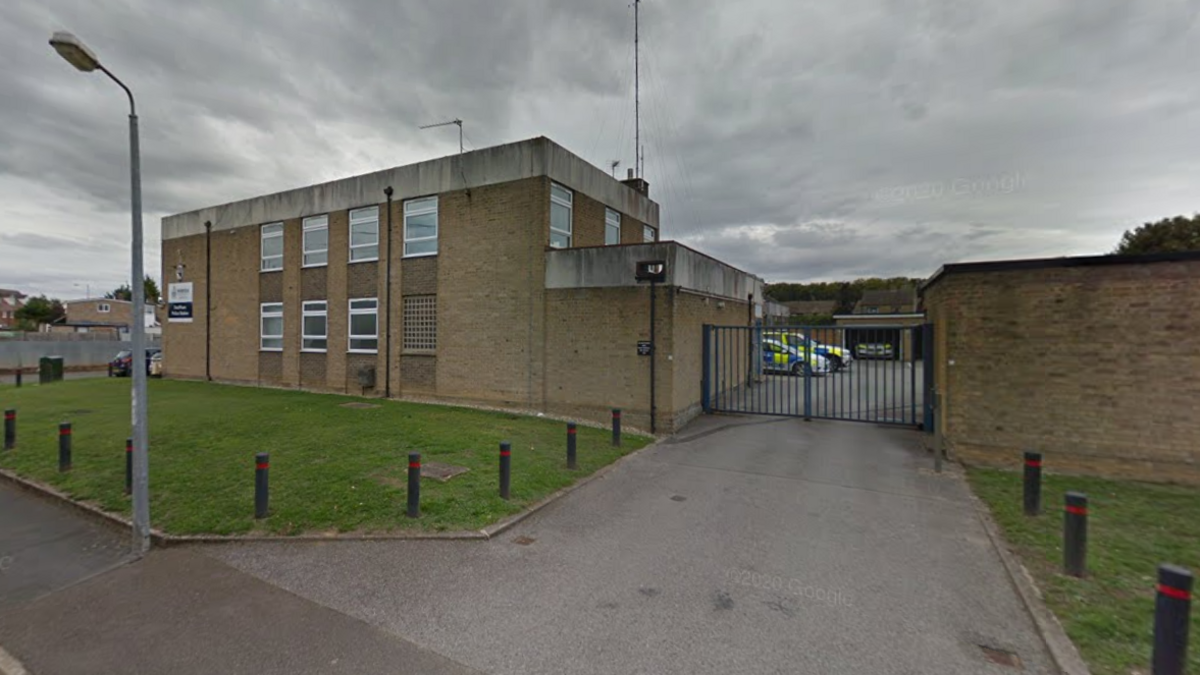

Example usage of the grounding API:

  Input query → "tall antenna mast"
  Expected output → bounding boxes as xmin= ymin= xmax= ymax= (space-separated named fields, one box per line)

xmin=419 ymin=118 xmax=464 ymax=154
xmin=634 ymin=0 xmax=641 ymax=177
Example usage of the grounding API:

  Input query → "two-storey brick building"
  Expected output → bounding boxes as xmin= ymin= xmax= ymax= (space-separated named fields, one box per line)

xmin=161 ymin=137 xmax=762 ymax=432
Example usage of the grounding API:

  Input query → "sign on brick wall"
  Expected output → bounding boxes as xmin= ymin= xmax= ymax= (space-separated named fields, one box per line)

xmin=167 ymin=282 xmax=193 ymax=323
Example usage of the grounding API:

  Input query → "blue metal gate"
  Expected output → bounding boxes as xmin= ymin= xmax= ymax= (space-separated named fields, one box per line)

xmin=702 ymin=324 xmax=934 ymax=427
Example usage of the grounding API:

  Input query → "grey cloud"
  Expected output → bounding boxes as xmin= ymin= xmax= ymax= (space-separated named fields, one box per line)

xmin=1 ymin=0 xmax=1198 ymax=296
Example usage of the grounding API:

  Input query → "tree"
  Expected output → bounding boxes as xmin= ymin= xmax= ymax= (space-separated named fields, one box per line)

xmin=14 ymin=295 xmax=65 ymax=330
xmin=105 ymin=276 xmax=161 ymax=304
xmin=1114 ymin=214 xmax=1200 ymax=255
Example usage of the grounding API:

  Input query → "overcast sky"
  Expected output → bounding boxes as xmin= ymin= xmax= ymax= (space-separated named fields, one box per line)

xmin=2 ymin=0 xmax=1198 ymax=298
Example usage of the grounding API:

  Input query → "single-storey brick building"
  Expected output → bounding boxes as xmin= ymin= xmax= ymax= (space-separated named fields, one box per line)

xmin=161 ymin=137 xmax=761 ymax=432
xmin=921 ymin=250 xmax=1200 ymax=484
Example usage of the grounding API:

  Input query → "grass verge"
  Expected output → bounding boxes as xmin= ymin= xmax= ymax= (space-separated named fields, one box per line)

xmin=0 ymin=378 xmax=650 ymax=535
xmin=968 ymin=467 xmax=1199 ymax=675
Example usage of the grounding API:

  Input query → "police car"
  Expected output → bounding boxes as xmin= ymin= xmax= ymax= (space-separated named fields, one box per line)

xmin=762 ymin=338 xmax=832 ymax=376
xmin=764 ymin=332 xmax=852 ymax=371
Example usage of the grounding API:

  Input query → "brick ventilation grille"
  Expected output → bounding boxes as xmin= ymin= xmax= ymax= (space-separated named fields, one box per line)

xmin=403 ymin=295 xmax=437 ymax=351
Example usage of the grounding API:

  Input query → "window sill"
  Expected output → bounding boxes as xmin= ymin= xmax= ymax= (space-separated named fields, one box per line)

xmin=260 ymin=268 xmax=283 ymax=274
xmin=260 ymin=348 xmax=283 ymax=353
xmin=401 ymin=349 xmax=437 ymax=356
xmin=347 ymin=349 xmax=379 ymax=355
xmin=301 ymin=263 xmax=328 ymax=269
xmin=300 ymin=348 xmax=327 ymax=354
xmin=348 ymin=257 xmax=379 ymax=265
xmin=401 ymin=252 xmax=438 ymax=260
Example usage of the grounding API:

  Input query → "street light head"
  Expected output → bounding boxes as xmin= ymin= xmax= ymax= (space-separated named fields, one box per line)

xmin=49 ymin=31 xmax=100 ymax=72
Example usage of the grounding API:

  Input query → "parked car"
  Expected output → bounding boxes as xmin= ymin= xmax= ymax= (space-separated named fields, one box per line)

xmin=765 ymin=331 xmax=852 ymax=371
xmin=149 ymin=351 xmax=163 ymax=378
xmin=854 ymin=343 xmax=894 ymax=359
xmin=762 ymin=339 xmax=831 ymax=376
xmin=109 ymin=348 xmax=161 ymax=377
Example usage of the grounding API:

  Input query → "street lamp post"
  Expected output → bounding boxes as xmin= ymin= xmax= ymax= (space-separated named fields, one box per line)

xmin=50 ymin=32 xmax=150 ymax=555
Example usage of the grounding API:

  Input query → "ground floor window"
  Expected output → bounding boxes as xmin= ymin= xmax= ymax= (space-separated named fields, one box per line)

xmin=302 ymin=301 xmax=327 ymax=352
xmin=261 ymin=303 xmax=283 ymax=351
xmin=348 ymin=298 xmax=378 ymax=352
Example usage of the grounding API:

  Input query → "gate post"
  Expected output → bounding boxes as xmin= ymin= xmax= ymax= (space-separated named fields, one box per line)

xmin=701 ymin=325 xmax=712 ymax=413
xmin=922 ymin=323 xmax=935 ymax=432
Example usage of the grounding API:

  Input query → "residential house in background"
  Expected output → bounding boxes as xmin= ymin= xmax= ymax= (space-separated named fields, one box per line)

xmin=53 ymin=298 xmax=160 ymax=337
xmin=0 ymin=289 xmax=25 ymax=329
xmin=782 ymin=300 xmax=837 ymax=316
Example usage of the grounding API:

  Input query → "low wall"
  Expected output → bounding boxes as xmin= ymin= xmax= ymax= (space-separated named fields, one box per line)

xmin=0 ymin=339 xmax=158 ymax=371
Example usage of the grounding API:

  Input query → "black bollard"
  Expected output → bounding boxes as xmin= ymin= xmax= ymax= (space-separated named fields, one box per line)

xmin=1023 ymin=451 xmax=1042 ymax=516
xmin=611 ymin=409 xmax=621 ymax=447
xmin=124 ymin=437 xmax=133 ymax=495
xmin=407 ymin=452 xmax=421 ymax=519
xmin=254 ymin=452 xmax=269 ymax=519
xmin=1063 ymin=492 xmax=1088 ymax=578
xmin=58 ymin=423 xmax=72 ymax=472
xmin=1152 ymin=564 xmax=1193 ymax=675
xmin=567 ymin=423 xmax=577 ymax=470
xmin=3 ymin=409 xmax=14 ymax=450
xmin=499 ymin=441 xmax=511 ymax=500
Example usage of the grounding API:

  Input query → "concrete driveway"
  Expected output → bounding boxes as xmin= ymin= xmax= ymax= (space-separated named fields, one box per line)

xmin=210 ymin=415 xmax=1057 ymax=675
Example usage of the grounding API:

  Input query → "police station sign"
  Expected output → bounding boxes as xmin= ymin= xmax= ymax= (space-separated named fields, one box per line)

xmin=167 ymin=282 xmax=194 ymax=323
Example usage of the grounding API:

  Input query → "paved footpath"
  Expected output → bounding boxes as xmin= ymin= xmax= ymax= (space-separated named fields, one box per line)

xmin=210 ymin=416 xmax=1059 ymax=675
xmin=0 ymin=482 xmax=479 ymax=675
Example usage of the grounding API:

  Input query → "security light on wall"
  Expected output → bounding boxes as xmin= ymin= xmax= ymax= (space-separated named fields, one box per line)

xmin=635 ymin=260 xmax=667 ymax=283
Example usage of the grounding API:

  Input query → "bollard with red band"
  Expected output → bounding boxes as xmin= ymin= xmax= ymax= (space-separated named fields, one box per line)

xmin=124 ymin=437 xmax=133 ymax=495
xmin=1152 ymin=564 xmax=1192 ymax=675
xmin=254 ymin=452 xmax=269 ymax=519
xmin=4 ymin=409 xmax=15 ymax=450
xmin=1023 ymin=450 xmax=1042 ymax=516
xmin=499 ymin=441 xmax=512 ymax=500
xmin=611 ymin=409 xmax=622 ymax=447
xmin=407 ymin=452 xmax=421 ymax=519
xmin=58 ymin=422 xmax=72 ymax=472
xmin=567 ymin=422 xmax=577 ymax=470
xmin=1063 ymin=491 xmax=1088 ymax=577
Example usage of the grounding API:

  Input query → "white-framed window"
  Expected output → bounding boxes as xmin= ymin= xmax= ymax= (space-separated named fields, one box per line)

xmin=403 ymin=197 xmax=438 ymax=257
xmin=97 ymin=303 xmax=111 ymax=313
xmin=643 ymin=225 xmax=657 ymax=242
xmin=550 ymin=183 xmax=572 ymax=248
xmin=605 ymin=208 xmax=621 ymax=245
xmin=348 ymin=298 xmax=378 ymax=353
xmin=302 ymin=215 xmax=329 ymax=267
xmin=261 ymin=222 xmax=283 ymax=271
xmin=260 ymin=303 xmax=283 ymax=351
xmin=301 ymin=301 xmax=327 ymax=352
xmin=403 ymin=295 xmax=437 ymax=351
xmin=349 ymin=206 xmax=379 ymax=262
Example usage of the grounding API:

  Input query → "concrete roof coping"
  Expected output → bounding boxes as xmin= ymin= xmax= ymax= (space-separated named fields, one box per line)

xmin=920 ymin=249 xmax=1200 ymax=294
xmin=162 ymin=136 xmax=660 ymax=240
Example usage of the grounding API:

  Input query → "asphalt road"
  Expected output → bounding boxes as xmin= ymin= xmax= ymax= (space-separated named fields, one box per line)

xmin=210 ymin=415 xmax=1055 ymax=675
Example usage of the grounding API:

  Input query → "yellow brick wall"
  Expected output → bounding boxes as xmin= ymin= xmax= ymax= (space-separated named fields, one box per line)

xmin=924 ymin=261 xmax=1200 ymax=484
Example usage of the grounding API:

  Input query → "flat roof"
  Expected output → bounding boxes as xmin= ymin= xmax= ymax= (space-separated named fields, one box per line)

xmin=921 ymin=249 xmax=1200 ymax=294
xmin=162 ymin=136 xmax=660 ymax=240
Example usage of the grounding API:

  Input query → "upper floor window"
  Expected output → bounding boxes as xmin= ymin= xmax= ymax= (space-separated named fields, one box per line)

xmin=98 ymin=303 xmax=111 ymax=313
xmin=349 ymin=207 xmax=379 ymax=262
xmin=643 ymin=225 xmax=657 ymax=242
xmin=404 ymin=197 xmax=438 ymax=257
xmin=550 ymin=183 xmax=572 ymax=248
xmin=261 ymin=222 xmax=283 ymax=271
xmin=302 ymin=215 xmax=329 ymax=267
xmin=605 ymin=208 xmax=621 ymax=245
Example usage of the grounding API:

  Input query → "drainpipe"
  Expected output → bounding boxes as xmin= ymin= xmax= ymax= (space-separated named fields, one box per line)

xmin=649 ymin=278 xmax=657 ymax=434
xmin=383 ymin=186 xmax=394 ymax=398
xmin=204 ymin=220 xmax=212 ymax=381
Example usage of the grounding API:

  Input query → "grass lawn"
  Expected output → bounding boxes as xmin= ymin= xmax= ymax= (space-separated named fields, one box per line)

xmin=0 ymin=378 xmax=650 ymax=535
xmin=969 ymin=467 xmax=1199 ymax=675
